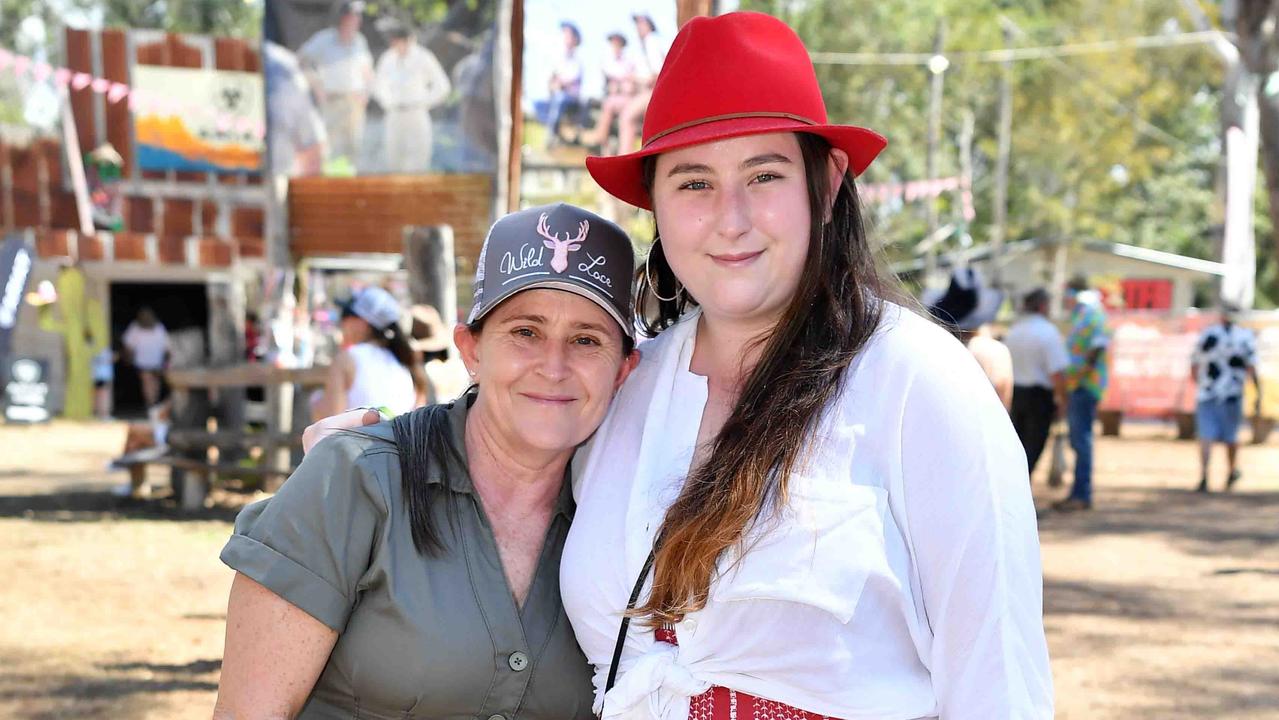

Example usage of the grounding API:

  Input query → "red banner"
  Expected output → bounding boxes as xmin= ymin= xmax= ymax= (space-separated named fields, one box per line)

xmin=1103 ymin=310 xmax=1279 ymax=418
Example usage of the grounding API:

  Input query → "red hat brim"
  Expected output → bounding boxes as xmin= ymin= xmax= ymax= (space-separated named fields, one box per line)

xmin=586 ymin=115 xmax=887 ymax=211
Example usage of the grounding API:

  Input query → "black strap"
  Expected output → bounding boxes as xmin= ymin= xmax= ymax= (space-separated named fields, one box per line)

xmin=603 ymin=548 xmax=657 ymax=701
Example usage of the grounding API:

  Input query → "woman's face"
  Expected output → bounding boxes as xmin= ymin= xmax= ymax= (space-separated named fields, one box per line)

xmin=339 ymin=314 xmax=371 ymax=345
xmin=650 ymin=132 xmax=846 ymax=327
xmin=457 ymin=289 xmax=639 ymax=455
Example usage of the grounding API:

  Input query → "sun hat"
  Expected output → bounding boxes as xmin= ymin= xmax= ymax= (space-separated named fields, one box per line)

xmin=922 ymin=267 xmax=1005 ymax=331
xmin=586 ymin=11 xmax=887 ymax=210
xmin=467 ymin=203 xmax=636 ymax=338
xmin=408 ymin=304 xmax=450 ymax=353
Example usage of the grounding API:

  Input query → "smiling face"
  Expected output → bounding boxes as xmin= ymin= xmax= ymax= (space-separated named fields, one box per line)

xmin=456 ymin=288 xmax=638 ymax=456
xmin=650 ymin=132 xmax=846 ymax=327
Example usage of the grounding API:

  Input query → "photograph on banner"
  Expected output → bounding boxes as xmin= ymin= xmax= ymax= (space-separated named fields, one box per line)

xmin=519 ymin=1 xmax=675 ymax=222
xmin=265 ymin=0 xmax=497 ymax=178
xmin=131 ymin=65 xmax=265 ymax=174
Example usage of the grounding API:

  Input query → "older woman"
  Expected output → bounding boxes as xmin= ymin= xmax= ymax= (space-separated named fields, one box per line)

xmin=214 ymin=203 xmax=638 ymax=720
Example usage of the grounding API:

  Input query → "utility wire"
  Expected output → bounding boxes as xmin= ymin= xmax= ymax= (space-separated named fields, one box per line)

xmin=809 ymin=30 xmax=1225 ymax=66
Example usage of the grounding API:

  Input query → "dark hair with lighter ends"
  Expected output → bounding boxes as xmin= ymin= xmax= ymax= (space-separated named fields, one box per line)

xmin=634 ymin=132 xmax=895 ymax=625
xmin=391 ymin=315 xmax=636 ymax=556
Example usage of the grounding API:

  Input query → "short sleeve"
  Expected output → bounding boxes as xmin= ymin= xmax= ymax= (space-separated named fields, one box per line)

xmin=1046 ymin=328 xmax=1069 ymax=375
xmin=899 ymin=339 xmax=1054 ymax=718
xmin=1193 ymin=329 xmax=1212 ymax=365
xmin=297 ymin=35 xmax=318 ymax=65
xmin=220 ymin=433 xmax=389 ymax=632
xmin=1089 ymin=312 xmax=1109 ymax=350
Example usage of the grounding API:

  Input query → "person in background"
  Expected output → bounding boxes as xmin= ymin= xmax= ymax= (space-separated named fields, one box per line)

xmin=1192 ymin=302 xmax=1262 ymax=492
xmin=122 ymin=307 xmax=168 ymax=410
xmin=924 ymin=267 xmax=1013 ymax=409
xmin=534 ymin=21 xmax=585 ymax=148
xmin=614 ymin=13 xmax=669 ymax=155
xmin=407 ymin=303 xmax=451 ymax=405
xmin=265 ymin=41 xmax=326 ymax=177
xmin=1052 ymin=276 xmax=1110 ymax=512
xmin=583 ymin=31 xmax=637 ymax=149
xmin=373 ymin=21 xmax=451 ymax=173
xmin=1005 ymin=287 xmax=1070 ymax=477
xmin=313 ymin=286 xmax=425 ymax=420
xmin=298 ymin=0 xmax=374 ymax=167
xmin=91 ymin=339 xmax=114 ymax=420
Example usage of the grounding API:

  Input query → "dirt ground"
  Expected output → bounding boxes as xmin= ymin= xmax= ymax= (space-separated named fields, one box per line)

xmin=1 ymin=419 xmax=1276 ymax=719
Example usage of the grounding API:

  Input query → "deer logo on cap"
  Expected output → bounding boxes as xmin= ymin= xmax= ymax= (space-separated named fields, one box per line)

xmin=537 ymin=213 xmax=588 ymax=273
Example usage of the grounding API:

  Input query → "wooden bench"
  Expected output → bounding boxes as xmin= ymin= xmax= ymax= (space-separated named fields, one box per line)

xmin=114 ymin=450 xmax=297 ymax=509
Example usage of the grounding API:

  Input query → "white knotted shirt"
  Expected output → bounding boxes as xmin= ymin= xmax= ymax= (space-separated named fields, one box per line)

xmin=561 ymin=305 xmax=1054 ymax=720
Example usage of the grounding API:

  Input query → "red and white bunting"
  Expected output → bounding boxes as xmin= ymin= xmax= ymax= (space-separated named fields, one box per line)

xmin=862 ymin=174 xmax=973 ymax=219
xmin=0 ymin=47 xmax=267 ymax=142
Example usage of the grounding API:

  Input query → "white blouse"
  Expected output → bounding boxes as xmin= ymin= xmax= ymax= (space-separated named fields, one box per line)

xmin=561 ymin=304 xmax=1053 ymax=720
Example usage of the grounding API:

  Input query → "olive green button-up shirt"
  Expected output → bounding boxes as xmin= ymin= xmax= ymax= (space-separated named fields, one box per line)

xmin=221 ymin=394 xmax=595 ymax=719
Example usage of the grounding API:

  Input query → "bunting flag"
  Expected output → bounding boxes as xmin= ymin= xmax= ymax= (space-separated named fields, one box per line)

xmin=0 ymin=47 xmax=267 ymax=142
xmin=861 ymin=175 xmax=976 ymax=222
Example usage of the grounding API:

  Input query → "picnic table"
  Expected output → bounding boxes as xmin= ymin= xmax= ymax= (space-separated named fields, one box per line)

xmin=120 ymin=363 xmax=328 ymax=510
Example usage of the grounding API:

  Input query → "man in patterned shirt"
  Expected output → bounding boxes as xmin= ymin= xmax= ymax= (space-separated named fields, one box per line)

xmin=1053 ymin=276 xmax=1110 ymax=512
xmin=1192 ymin=303 xmax=1262 ymax=492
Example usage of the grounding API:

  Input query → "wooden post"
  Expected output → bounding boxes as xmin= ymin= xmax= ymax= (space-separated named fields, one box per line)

xmin=991 ymin=18 xmax=1015 ymax=287
xmin=923 ymin=21 xmax=947 ymax=285
xmin=404 ymin=225 xmax=458 ymax=326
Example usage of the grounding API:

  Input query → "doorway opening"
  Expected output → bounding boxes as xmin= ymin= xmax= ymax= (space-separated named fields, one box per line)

xmin=108 ymin=282 xmax=209 ymax=419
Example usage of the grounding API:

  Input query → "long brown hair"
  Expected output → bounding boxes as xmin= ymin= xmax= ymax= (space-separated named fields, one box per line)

xmin=634 ymin=133 xmax=894 ymax=625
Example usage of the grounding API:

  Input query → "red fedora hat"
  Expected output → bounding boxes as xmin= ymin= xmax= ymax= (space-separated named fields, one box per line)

xmin=586 ymin=12 xmax=887 ymax=210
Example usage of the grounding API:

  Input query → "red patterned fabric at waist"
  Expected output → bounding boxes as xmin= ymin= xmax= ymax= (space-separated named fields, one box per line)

xmin=654 ymin=627 xmax=843 ymax=720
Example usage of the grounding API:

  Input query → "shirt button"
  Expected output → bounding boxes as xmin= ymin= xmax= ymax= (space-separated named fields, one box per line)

xmin=683 ymin=618 xmax=698 ymax=634
xmin=487 ymin=715 xmax=506 ymax=720
xmin=508 ymin=651 xmax=529 ymax=672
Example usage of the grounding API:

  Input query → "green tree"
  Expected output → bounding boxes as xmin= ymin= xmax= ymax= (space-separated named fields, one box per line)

xmin=741 ymin=0 xmax=1277 ymax=304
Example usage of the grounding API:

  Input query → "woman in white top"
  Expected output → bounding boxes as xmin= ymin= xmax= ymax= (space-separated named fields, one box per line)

xmin=318 ymin=286 xmax=425 ymax=419
xmin=571 ymin=12 xmax=1052 ymax=720
xmin=307 ymin=12 xmax=1053 ymax=719
xmin=122 ymin=306 xmax=169 ymax=409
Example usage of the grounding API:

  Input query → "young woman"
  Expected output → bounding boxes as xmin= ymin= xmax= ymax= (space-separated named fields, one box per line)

xmin=215 ymin=204 xmax=640 ymax=719
xmin=305 ymin=13 xmax=1053 ymax=719
xmin=566 ymin=12 xmax=1052 ymax=720
xmin=316 ymin=285 xmax=425 ymax=419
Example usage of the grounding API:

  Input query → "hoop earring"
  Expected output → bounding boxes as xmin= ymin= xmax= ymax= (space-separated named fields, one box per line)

xmin=644 ymin=248 xmax=682 ymax=303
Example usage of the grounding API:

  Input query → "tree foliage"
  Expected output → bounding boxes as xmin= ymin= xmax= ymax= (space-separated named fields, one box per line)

xmin=742 ymin=0 xmax=1276 ymax=306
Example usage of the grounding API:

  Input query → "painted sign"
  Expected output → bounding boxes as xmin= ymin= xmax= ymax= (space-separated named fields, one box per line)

xmin=132 ymin=65 xmax=264 ymax=173
xmin=4 ymin=357 xmax=50 ymax=423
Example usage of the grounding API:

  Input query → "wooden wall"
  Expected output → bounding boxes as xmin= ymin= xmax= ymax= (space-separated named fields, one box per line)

xmin=0 ymin=29 xmax=268 ymax=268
xmin=288 ymin=174 xmax=492 ymax=266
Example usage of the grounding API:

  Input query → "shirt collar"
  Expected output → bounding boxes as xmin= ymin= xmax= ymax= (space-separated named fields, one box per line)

xmin=424 ymin=387 xmax=576 ymax=521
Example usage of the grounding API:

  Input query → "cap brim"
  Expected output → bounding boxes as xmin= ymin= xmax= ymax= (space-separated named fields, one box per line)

xmin=586 ymin=116 xmax=887 ymax=210
xmin=470 ymin=281 xmax=634 ymax=339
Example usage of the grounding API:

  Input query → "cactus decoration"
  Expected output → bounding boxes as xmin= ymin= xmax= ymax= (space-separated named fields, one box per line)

xmin=37 ymin=266 xmax=107 ymax=420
